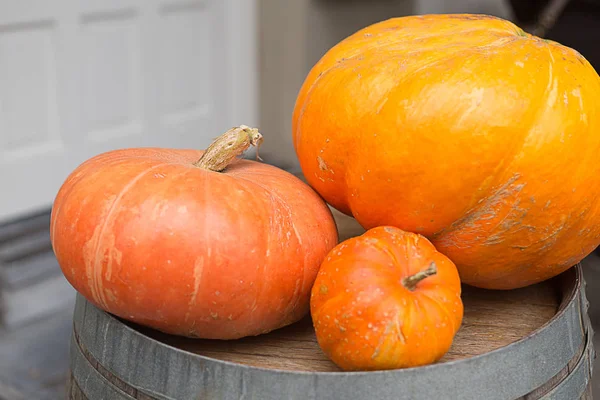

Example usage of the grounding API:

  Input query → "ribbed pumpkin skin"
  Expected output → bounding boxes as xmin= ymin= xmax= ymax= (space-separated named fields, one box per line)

xmin=50 ymin=148 xmax=338 ymax=339
xmin=311 ymin=226 xmax=463 ymax=371
xmin=292 ymin=14 xmax=600 ymax=290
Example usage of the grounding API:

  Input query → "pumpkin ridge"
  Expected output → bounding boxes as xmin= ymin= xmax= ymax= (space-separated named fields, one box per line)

xmin=430 ymin=173 xmax=523 ymax=241
xmin=359 ymin=37 xmax=550 ymax=231
xmin=534 ymin=76 xmax=600 ymax=268
xmin=352 ymin=14 xmax=528 ymax=59
xmin=50 ymin=153 xmax=151 ymax=245
xmin=185 ymin=255 xmax=206 ymax=327
xmin=293 ymin=53 xmax=365 ymax=149
xmin=480 ymin=48 xmax=585 ymax=250
xmin=430 ymin=42 xmax=566 ymax=246
xmin=418 ymin=297 xmax=441 ymax=365
xmin=369 ymin=300 xmax=410 ymax=362
xmin=183 ymin=163 xmax=216 ymax=328
xmin=232 ymin=174 xmax=307 ymax=320
xmin=276 ymin=197 xmax=307 ymax=318
xmin=419 ymin=288 xmax=461 ymax=334
xmin=88 ymin=162 xmax=173 ymax=310
xmin=241 ymin=179 xmax=271 ymax=318
xmin=413 ymin=294 xmax=453 ymax=356
xmin=359 ymin=232 xmax=407 ymax=276
xmin=534 ymin=209 xmax=590 ymax=271
xmin=368 ymin=31 xmax=519 ymax=58
xmin=482 ymin=183 xmax=528 ymax=243
xmin=345 ymin=14 xmax=521 ymax=54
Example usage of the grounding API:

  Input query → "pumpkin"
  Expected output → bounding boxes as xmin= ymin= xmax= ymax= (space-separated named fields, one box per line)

xmin=292 ymin=13 xmax=600 ymax=289
xmin=310 ymin=226 xmax=463 ymax=371
xmin=50 ymin=126 xmax=338 ymax=339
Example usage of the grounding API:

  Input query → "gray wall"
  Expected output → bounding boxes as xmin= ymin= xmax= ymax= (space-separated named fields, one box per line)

xmin=416 ymin=0 xmax=513 ymax=16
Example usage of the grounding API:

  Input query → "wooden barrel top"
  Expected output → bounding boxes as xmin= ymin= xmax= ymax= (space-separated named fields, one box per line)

xmin=129 ymin=207 xmax=560 ymax=373
xmin=134 ymin=282 xmax=559 ymax=372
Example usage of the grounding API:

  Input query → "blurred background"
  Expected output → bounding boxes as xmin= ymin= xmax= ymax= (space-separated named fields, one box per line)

xmin=1 ymin=0 xmax=600 ymax=398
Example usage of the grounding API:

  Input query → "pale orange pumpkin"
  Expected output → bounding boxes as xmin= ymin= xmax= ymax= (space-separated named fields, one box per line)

xmin=311 ymin=226 xmax=463 ymax=371
xmin=51 ymin=126 xmax=338 ymax=339
xmin=292 ymin=14 xmax=600 ymax=289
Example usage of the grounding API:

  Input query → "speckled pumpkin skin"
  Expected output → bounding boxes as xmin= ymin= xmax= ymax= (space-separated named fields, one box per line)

xmin=293 ymin=14 xmax=600 ymax=289
xmin=51 ymin=148 xmax=338 ymax=339
xmin=310 ymin=226 xmax=463 ymax=371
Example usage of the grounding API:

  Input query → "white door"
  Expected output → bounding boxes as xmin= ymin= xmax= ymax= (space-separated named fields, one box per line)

xmin=0 ymin=0 xmax=258 ymax=223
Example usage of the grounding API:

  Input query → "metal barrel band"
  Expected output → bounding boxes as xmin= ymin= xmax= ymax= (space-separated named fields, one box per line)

xmin=68 ymin=372 xmax=89 ymax=400
xmin=538 ymin=325 xmax=594 ymax=399
xmin=520 ymin=269 xmax=595 ymax=399
xmin=578 ymin=269 xmax=595 ymax=389
xmin=69 ymin=333 xmax=136 ymax=400
xmin=525 ymin=266 xmax=594 ymax=400
xmin=71 ymin=322 xmax=155 ymax=400
xmin=519 ymin=324 xmax=588 ymax=399
xmin=580 ymin=275 xmax=595 ymax=380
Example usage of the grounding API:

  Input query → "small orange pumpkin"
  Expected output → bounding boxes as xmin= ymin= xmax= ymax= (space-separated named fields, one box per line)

xmin=310 ymin=226 xmax=463 ymax=371
xmin=292 ymin=14 xmax=600 ymax=289
xmin=51 ymin=126 xmax=338 ymax=339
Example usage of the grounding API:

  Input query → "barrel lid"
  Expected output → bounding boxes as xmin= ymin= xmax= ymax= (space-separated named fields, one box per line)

xmin=71 ymin=265 xmax=591 ymax=400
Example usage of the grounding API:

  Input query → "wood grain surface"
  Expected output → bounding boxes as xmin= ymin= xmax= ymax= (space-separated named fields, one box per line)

xmin=135 ymin=208 xmax=560 ymax=373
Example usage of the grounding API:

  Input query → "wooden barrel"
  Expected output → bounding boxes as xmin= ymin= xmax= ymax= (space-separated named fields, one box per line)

xmin=67 ymin=210 xmax=595 ymax=400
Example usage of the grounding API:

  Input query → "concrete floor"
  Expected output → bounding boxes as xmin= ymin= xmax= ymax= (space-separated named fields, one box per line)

xmin=0 ymin=304 xmax=73 ymax=400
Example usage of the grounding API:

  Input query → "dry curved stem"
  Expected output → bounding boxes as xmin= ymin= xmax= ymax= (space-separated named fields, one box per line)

xmin=193 ymin=125 xmax=264 ymax=172
xmin=402 ymin=262 xmax=437 ymax=291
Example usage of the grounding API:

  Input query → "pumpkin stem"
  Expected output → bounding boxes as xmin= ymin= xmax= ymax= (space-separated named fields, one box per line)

xmin=193 ymin=125 xmax=264 ymax=171
xmin=402 ymin=262 xmax=437 ymax=291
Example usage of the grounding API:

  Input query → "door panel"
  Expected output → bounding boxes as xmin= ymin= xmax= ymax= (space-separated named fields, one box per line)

xmin=0 ymin=0 xmax=257 ymax=223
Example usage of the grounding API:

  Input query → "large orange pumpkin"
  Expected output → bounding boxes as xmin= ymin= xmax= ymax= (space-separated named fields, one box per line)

xmin=292 ymin=14 xmax=600 ymax=289
xmin=51 ymin=126 xmax=338 ymax=339
xmin=311 ymin=226 xmax=463 ymax=371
